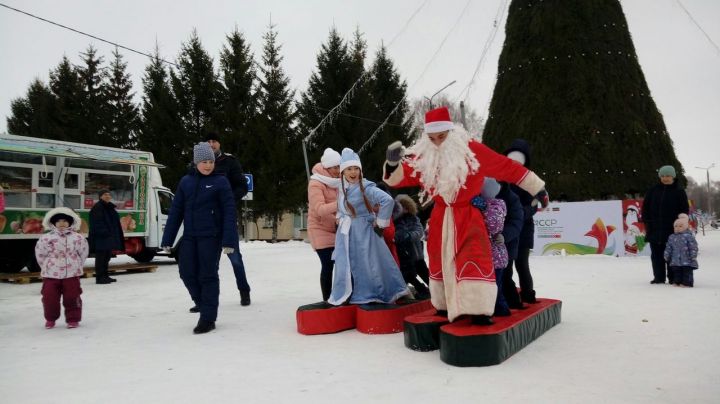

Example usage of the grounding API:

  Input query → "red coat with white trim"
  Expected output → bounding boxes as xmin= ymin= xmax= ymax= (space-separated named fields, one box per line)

xmin=385 ymin=140 xmax=544 ymax=320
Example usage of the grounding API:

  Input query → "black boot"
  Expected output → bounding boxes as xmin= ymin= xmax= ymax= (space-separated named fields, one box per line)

xmin=193 ymin=319 xmax=216 ymax=334
xmin=521 ymin=290 xmax=537 ymax=304
xmin=189 ymin=305 xmax=200 ymax=313
xmin=471 ymin=315 xmax=494 ymax=325
xmin=435 ymin=309 xmax=448 ymax=317
xmin=96 ymin=277 xmax=113 ymax=284
xmin=240 ymin=290 xmax=251 ymax=306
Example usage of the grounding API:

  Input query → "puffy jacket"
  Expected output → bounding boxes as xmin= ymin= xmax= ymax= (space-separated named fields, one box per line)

xmin=35 ymin=207 xmax=89 ymax=279
xmin=307 ymin=163 xmax=338 ymax=250
xmin=394 ymin=213 xmax=424 ymax=263
xmin=213 ymin=151 xmax=248 ymax=203
xmin=642 ymin=182 xmax=689 ymax=244
xmin=504 ymin=139 xmax=537 ymax=249
xmin=162 ymin=170 xmax=238 ymax=248
xmin=88 ymin=199 xmax=125 ymax=253
xmin=664 ymin=230 xmax=698 ymax=268
xmin=497 ymin=183 xmax=523 ymax=260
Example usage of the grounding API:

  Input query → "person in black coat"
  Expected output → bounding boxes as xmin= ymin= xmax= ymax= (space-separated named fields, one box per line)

xmin=88 ymin=190 xmax=125 ymax=284
xmin=204 ymin=132 xmax=252 ymax=306
xmin=393 ymin=194 xmax=430 ymax=299
xmin=642 ymin=165 xmax=689 ymax=284
xmin=502 ymin=139 xmax=548 ymax=306
xmin=495 ymin=181 xmax=524 ymax=315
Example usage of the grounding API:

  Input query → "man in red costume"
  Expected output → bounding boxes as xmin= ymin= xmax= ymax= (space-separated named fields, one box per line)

xmin=383 ymin=106 xmax=546 ymax=324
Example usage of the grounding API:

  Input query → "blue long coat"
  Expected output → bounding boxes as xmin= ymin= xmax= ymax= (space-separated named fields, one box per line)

xmin=328 ymin=179 xmax=409 ymax=305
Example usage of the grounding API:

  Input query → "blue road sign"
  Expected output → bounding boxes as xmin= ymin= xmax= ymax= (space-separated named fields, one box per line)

xmin=244 ymin=173 xmax=253 ymax=192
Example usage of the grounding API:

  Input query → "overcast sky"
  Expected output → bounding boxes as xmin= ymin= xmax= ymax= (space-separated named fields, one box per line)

xmin=1 ymin=0 xmax=718 ymax=182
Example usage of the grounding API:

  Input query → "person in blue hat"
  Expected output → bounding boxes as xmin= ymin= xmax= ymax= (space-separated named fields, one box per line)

xmin=327 ymin=148 xmax=409 ymax=305
xmin=642 ymin=165 xmax=689 ymax=284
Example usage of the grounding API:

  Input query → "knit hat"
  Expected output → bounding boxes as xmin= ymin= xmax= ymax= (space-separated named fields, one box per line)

xmin=674 ymin=213 xmax=689 ymax=232
xmin=320 ymin=148 xmax=341 ymax=168
xmin=98 ymin=189 xmax=111 ymax=199
xmin=424 ymin=106 xmax=454 ymax=133
xmin=204 ymin=132 xmax=221 ymax=142
xmin=193 ymin=142 xmax=216 ymax=164
xmin=340 ymin=148 xmax=361 ymax=172
xmin=658 ymin=165 xmax=676 ymax=178
xmin=481 ymin=178 xmax=501 ymax=199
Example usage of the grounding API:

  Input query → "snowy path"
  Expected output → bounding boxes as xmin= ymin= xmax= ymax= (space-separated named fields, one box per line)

xmin=1 ymin=234 xmax=719 ymax=403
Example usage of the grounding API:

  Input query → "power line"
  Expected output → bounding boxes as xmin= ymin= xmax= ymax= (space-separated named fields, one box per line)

xmin=359 ymin=0 xmax=474 ymax=154
xmin=311 ymin=106 xmax=403 ymax=127
xmin=675 ymin=0 xmax=720 ymax=56
xmin=0 ymin=2 xmax=179 ymax=68
xmin=453 ymin=0 xmax=508 ymax=104
xmin=303 ymin=0 xmax=430 ymax=143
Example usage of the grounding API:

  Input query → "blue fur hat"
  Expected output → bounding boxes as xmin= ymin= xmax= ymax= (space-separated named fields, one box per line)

xmin=340 ymin=148 xmax=362 ymax=172
xmin=481 ymin=178 xmax=501 ymax=199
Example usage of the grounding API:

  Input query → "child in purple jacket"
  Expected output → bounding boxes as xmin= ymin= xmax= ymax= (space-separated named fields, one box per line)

xmin=472 ymin=178 xmax=510 ymax=316
xmin=664 ymin=213 xmax=698 ymax=287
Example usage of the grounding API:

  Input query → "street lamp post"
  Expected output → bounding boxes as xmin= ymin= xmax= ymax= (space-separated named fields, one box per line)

xmin=696 ymin=163 xmax=715 ymax=215
xmin=424 ymin=80 xmax=456 ymax=109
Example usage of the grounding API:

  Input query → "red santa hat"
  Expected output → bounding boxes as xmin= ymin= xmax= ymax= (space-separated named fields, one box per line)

xmin=424 ymin=106 xmax=454 ymax=133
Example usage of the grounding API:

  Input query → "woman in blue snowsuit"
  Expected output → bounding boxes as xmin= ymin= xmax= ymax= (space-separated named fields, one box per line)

xmin=328 ymin=148 xmax=409 ymax=306
xmin=162 ymin=143 xmax=238 ymax=334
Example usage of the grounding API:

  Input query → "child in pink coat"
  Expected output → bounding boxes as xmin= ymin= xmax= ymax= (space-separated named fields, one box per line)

xmin=35 ymin=207 xmax=89 ymax=329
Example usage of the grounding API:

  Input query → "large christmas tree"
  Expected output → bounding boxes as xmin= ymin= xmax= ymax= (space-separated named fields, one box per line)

xmin=483 ymin=0 xmax=684 ymax=201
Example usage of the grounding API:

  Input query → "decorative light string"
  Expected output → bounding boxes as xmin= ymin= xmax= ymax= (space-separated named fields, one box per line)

xmin=358 ymin=0 xmax=474 ymax=154
xmin=303 ymin=0 xmax=430 ymax=144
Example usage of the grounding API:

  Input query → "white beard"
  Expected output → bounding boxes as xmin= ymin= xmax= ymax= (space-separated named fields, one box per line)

xmin=405 ymin=126 xmax=479 ymax=204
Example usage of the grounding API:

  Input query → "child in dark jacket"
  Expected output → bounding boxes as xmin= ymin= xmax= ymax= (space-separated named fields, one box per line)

xmin=664 ymin=213 xmax=698 ymax=287
xmin=393 ymin=194 xmax=431 ymax=300
xmin=162 ymin=143 xmax=238 ymax=334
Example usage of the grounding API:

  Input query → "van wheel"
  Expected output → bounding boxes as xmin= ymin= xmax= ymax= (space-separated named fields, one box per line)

xmin=130 ymin=249 xmax=156 ymax=263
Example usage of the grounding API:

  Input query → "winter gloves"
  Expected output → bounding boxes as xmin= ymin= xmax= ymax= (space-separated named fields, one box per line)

xmin=471 ymin=195 xmax=488 ymax=212
xmin=536 ymin=188 xmax=550 ymax=209
xmin=385 ymin=141 xmax=404 ymax=166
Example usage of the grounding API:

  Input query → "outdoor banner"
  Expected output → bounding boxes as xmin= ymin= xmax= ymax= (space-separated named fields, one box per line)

xmin=533 ymin=201 xmax=625 ymax=256
xmin=622 ymin=199 xmax=649 ymax=256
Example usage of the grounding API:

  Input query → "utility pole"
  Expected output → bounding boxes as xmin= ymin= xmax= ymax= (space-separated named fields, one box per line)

xmin=424 ymin=80 xmax=456 ymax=109
xmin=696 ymin=164 xmax=715 ymax=215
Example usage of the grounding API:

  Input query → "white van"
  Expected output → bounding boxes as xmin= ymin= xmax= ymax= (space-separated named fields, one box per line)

xmin=0 ymin=133 xmax=181 ymax=272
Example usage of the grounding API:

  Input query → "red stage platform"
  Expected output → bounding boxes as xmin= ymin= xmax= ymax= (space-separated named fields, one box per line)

xmin=439 ymin=298 xmax=562 ymax=367
xmin=296 ymin=299 xmax=432 ymax=335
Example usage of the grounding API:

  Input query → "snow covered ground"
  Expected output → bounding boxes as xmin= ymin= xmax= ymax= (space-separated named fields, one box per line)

xmin=2 ymin=231 xmax=719 ymax=404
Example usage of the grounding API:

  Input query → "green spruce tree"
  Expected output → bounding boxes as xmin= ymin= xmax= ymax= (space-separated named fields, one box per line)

xmin=170 ymin=30 xmax=223 ymax=141
xmin=297 ymin=28 xmax=370 ymax=166
xmin=362 ymin=45 xmax=413 ymax=180
xmin=49 ymin=56 xmax=85 ymax=142
xmin=76 ymin=45 xmax=109 ymax=145
xmin=218 ymin=27 xmax=258 ymax=162
xmin=106 ymin=48 xmax=140 ymax=149
xmin=482 ymin=0 xmax=683 ymax=200
xmin=138 ymin=47 xmax=187 ymax=190
xmin=251 ymin=24 xmax=304 ymax=241
xmin=7 ymin=78 xmax=60 ymax=138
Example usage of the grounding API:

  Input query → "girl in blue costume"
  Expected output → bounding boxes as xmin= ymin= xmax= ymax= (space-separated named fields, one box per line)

xmin=328 ymin=148 xmax=409 ymax=305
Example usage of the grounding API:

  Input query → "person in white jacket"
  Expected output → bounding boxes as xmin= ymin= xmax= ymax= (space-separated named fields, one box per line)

xmin=35 ymin=207 xmax=89 ymax=329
